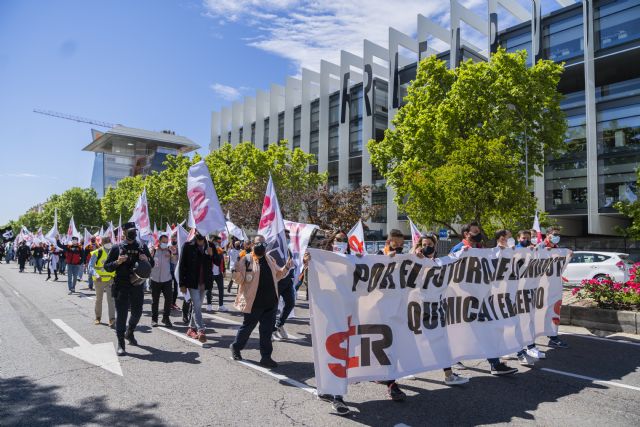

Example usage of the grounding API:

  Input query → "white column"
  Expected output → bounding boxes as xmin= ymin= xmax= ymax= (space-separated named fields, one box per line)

xmin=255 ymin=90 xmax=269 ymax=149
xmin=269 ymin=83 xmax=285 ymax=145
xmin=301 ymin=68 xmax=320 ymax=155
xmin=243 ymin=96 xmax=256 ymax=145
xmin=231 ymin=101 xmax=243 ymax=147
xmin=449 ymin=0 xmax=489 ymax=67
xmin=210 ymin=111 xmax=220 ymax=152
xmin=319 ymin=60 xmax=341 ymax=174
xmin=583 ymin=0 xmax=599 ymax=234
xmin=339 ymin=50 xmax=364 ymax=189
xmin=285 ymin=77 xmax=302 ymax=149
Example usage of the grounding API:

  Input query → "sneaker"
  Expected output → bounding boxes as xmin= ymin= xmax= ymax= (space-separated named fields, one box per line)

xmin=108 ymin=319 xmax=115 ymax=327
xmin=491 ymin=363 xmax=518 ymax=376
xmin=197 ymin=331 xmax=207 ymax=343
xmin=526 ymin=347 xmax=547 ymax=359
xmin=332 ymin=396 xmax=351 ymax=416
xmin=548 ymin=338 xmax=569 ymax=348
xmin=218 ymin=305 xmax=229 ymax=312
xmin=206 ymin=304 xmax=213 ymax=312
xmin=151 ymin=320 xmax=159 ymax=327
xmin=273 ymin=329 xmax=282 ymax=340
xmin=68 ymin=291 xmax=73 ymax=295
xmin=387 ymin=382 xmax=406 ymax=402
xmin=453 ymin=361 xmax=467 ymax=370
xmin=161 ymin=318 xmax=173 ymax=328
xmin=518 ymin=353 xmax=536 ymax=367
xmin=186 ymin=328 xmax=198 ymax=339
xmin=259 ymin=358 xmax=278 ymax=369
xmin=317 ymin=393 xmax=334 ymax=403
xmin=117 ymin=338 xmax=126 ymax=356
xmin=230 ymin=343 xmax=242 ymax=361
xmin=94 ymin=319 xmax=101 ymax=325
xmin=124 ymin=329 xmax=138 ymax=346
xmin=444 ymin=373 xmax=469 ymax=386
xmin=276 ymin=325 xmax=288 ymax=339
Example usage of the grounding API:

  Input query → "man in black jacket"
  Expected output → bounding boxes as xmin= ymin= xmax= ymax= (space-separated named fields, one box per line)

xmin=104 ymin=222 xmax=154 ymax=356
xmin=178 ymin=232 xmax=213 ymax=343
xmin=17 ymin=242 xmax=30 ymax=272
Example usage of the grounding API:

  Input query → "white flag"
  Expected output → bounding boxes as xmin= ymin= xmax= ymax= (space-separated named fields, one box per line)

xmin=67 ymin=217 xmax=79 ymax=240
xmin=33 ymin=227 xmax=44 ymax=245
xmin=129 ymin=188 xmax=152 ymax=238
xmin=187 ymin=160 xmax=226 ymax=235
xmin=226 ymin=221 xmax=245 ymax=241
xmin=45 ymin=209 xmax=59 ymax=244
xmin=83 ymin=228 xmax=92 ymax=246
xmin=408 ymin=218 xmax=422 ymax=247
xmin=174 ymin=223 xmax=190 ymax=301
xmin=284 ymin=220 xmax=318 ymax=278
xmin=347 ymin=220 xmax=366 ymax=255
xmin=532 ymin=211 xmax=543 ymax=243
xmin=258 ymin=175 xmax=288 ymax=267
xmin=166 ymin=223 xmax=173 ymax=236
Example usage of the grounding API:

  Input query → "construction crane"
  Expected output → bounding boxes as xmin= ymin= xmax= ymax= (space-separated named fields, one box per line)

xmin=33 ymin=108 xmax=119 ymax=128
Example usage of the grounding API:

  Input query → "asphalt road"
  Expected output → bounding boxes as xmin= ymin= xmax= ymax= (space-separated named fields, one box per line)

xmin=1 ymin=261 xmax=640 ymax=427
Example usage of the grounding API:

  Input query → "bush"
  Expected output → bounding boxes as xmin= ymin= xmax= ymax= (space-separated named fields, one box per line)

xmin=572 ymin=263 xmax=640 ymax=310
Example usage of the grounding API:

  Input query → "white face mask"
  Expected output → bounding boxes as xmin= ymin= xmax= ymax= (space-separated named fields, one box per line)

xmin=160 ymin=242 xmax=168 ymax=249
xmin=550 ymin=235 xmax=561 ymax=245
xmin=506 ymin=238 xmax=516 ymax=248
xmin=103 ymin=243 xmax=112 ymax=250
xmin=531 ymin=237 xmax=538 ymax=245
xmin=332 ymin=242 xmax=348 ymax=254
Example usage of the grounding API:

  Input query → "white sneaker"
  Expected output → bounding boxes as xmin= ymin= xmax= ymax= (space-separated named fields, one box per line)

xmin=526 ymin=347 xmax=546 ymax=359
xmin=273 ymin=330 xmax=281 ymax=340
xmin=276 ymin=325 xmax=288 ymax=339
xmin=518 ymin=353 xmax=536 ymax=366
xmin=218 ymin=305 xmax=228 ymax=312
xmin=401 ymin=374 xmax=417 ymax=380
xmin=444 ymin=373 xmax=469 ymax=386
xmin=206 ymin=304 xmax=212 ymax=312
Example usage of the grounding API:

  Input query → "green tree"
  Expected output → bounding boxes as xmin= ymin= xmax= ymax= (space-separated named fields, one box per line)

xmin=614 ymin=168 xmax=640 ymax=239
xmin=368 ymin=48 xmax=566 ymax=235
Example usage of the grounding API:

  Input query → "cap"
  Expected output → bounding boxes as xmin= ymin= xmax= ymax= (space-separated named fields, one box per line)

xmin=123 ymin=222 xmax=137 ymax=231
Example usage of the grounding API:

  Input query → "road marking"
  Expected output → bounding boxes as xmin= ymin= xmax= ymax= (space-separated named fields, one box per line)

xmin=203 ymin=312 xmax=304 ymax=341
xmin=13 ymin=290 xmax=21 ymax=297
xmin=237 ymin=360 xmax=316 ymax=394
xmin=157 ymin=327 xmax=206 ymax=347
xmin=558 ymin=332 xmax=640 ymax=347
xmin=541 ymin=368 xmax=640 ymax=392
xmin=51 ymin=318 xmax=123 ymax=376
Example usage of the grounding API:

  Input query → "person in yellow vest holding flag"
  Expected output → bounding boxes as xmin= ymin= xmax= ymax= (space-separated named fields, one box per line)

xmin=88 ymin=236 xmax=116 ymax=326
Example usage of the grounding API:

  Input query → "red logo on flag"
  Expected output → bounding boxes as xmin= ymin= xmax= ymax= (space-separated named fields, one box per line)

xmin=187 ymin=187 xmax=209 ymax=224
xmin=259 ymin=195 xmax=275 ymax=229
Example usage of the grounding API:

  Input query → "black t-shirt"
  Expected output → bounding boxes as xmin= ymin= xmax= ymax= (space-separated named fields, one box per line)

xmin=253 ymin=256 xmax=277 ymax=311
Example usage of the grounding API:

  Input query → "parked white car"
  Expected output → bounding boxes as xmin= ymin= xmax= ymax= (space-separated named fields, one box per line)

xmin=563 ymin=251 xmax=634 ymax=285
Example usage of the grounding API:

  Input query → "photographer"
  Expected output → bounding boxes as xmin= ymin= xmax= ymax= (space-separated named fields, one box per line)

xmin=104 ymin=222 xmax=154 ymax=356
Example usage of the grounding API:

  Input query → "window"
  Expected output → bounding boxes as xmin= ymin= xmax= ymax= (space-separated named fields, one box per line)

xmin=543 ymin=12 xmax=584 ymax=62
xmin=328 ymin=126 xmax=339 ymax=161
xmin=349 ymin=86 xmax=363 ymax=156
xmin=310 ymin=99 xmax=320 ymax=132
xmin=251 ymin=122 xmax=256 ymax=145
xmin=227 ymin=131 xmax=232 ymax=144
xmin=329 ymin=94 xmax=340 ymax=125
xmin=328 ymin=161 xmax=339 ymax=191
xmin=310 ymin=131 xmax=319 ymax=156
xmin=293 ymin=106 xmax=301 ymax=149
xmin=398 ymin=64 xmax=417 ymax=108
xmin=501 ymin=30 xmax=532 ymax=65
xmin=239 ymin=127 xmax=243 ymax=144
xmin=373 ymin=80 xmax=388 ymax=115
xmin=349 ymin=157 xmax=362 ymax=189
xmin=278 ymin=112 xmax=285 ymax=142
xmin=263 ymin=118 xmax=270 ymax=150
xmin=597 ymin=0 xmax=640 ymax=50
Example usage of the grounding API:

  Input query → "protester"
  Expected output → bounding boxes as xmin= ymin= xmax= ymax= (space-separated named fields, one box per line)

xmin=494 ymin=229 xmax=515 ymax=249
xmin=230 ymin=234 xmax=292 ymax=369
xmin=538 ymin=226 xmax=569 ymax=349
xmin=412 ymin=233 xmax=470 ymax=385
xmin=17 ymin=241 xmax=30 ymax=273
xmin=206 ymin=235 xmax=227 ymax=312
xmin=104 ymin=222 xmax=154 ymax=356
xmin=226 ymin=241 xmax=241 ymax=293
xmin=450 ymin=222 xmax=519 ymax=376
xmin=46 ymin=244 xmax=59 ymax=281
xmin=57 ymin=237 xmax=83 ymax=294
xmin=88 ymin=236 xmax=116 ymax=327
xmin=5 ymin=242 xmax=14 ymax=263
xmin=32 ymin=243 xmax=44 ymax=274
xmin=150 ymin=233 xmax=177 ymax=328
xmin=0 ymin=243 xmax=5 ymax=262
xmin=170 ymin=233 xmax=180 ymax=311
xmin=179 ymin=232 xmax=214 ymax=343
xmin=84 ymin=237 xmax=97 ymax=290
xmin=274 ymin=248 xmax=296 ymax=340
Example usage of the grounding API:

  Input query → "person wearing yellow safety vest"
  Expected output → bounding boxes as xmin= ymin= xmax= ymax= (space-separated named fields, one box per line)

xmin=88 ymin=236 xmax=116 ymax=327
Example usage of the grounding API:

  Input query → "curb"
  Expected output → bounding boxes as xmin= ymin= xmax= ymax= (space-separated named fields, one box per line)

xmin=561 ymin=305 xmax=638 ymax=335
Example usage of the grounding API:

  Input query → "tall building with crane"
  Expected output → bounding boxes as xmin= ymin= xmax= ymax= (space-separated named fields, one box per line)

xmin=34 ymin=109 xmax=200 ymax=197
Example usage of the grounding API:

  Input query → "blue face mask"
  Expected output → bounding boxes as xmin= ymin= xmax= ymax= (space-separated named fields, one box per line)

xmin=550 ymin=235 xmax=560 ymax=245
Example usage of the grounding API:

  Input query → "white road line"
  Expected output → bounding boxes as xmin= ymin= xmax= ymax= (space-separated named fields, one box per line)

xmin=237 ymin=360 xmax=316 ymax=394
xmin=541 ymin=368 xmax=640 ymax=392
xmin=52 ymin=318 xmax=92 ymax=346
xmin=203 ymin=312 xmax=304 ymax=341
xmin=558 ymin=332 xmax=640 ymax=347
xmin=157 ymin=326 xmax=205 ymax=347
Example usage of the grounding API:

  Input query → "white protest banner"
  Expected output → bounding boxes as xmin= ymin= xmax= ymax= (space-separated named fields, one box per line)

xmin=45 ymin=209 xmax=59 ymax=244
xmin=284 ymin=220 xmax=318 ymax=278
xmin=308 ymin=248 xmax=570 ymax=396
xmin=174 ymin=223 xmax=191 ymax=301
xmin=129 ymin=189 xmax=152 ymax=238
xmin=187 ymin=160 xmax=226 ymax=235
xmin=347 ymin=220 xmax=365 ymax=255
xmin=258 ymin=175 xmax=287 ymax=267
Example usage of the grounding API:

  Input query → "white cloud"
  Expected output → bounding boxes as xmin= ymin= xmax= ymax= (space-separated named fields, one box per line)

xmin=209 ymin=83 xmax=251 ymax=101
xmin=1 ymin=173 xmax=58 ymax=179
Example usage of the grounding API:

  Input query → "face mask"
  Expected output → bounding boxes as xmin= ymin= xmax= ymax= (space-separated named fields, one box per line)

xmin=550 ymin=235 xmax=561 ymax=245
xmin=520 ymin=239 xmax=530 ymax=247
xmin=332 ymin=242 xmax=348 ymax=254
xmin=172 ymin=241 xmax=177 ymax=246
xmin=103 ymin=243 xmax=112 ymax=250
xmin=393 ymin=246 xmax=404 ymax=254
xmin=506 ymin=238 xmax=516 ymax=248
xmin=71 ymin=240 xmax=78 ymax=246
xmin=253 ymin=242 xmax=266 ymax=257
xmin=160 ymin=243 xmax=168 ymax=249
xmin=421 ymin=246 xmax=435 ymax=257
xmin=470 ymin=233 xmax=482 ymax=243
xmin=531 ymin=237 xmax=538 ymax=245
xmin=126 ymin=230 xmax=137 ymax=241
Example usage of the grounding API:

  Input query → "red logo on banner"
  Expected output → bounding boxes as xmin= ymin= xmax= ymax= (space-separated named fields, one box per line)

xmin=259 ymin=195 xmax=275 ymax=229
xmin=187 ymin=187 xmax=208 ymax=224
xmin=348 ymin=235 xmax=364 ymax=254
xmin=326 ymin=316 xmax=359 ymax=378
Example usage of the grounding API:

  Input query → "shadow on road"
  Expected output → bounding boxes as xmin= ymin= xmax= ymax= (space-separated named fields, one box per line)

xmin=126 ymin=344 xmax=202 ymax=364
xmin=0 ymin=376 xmax=168 ymax=426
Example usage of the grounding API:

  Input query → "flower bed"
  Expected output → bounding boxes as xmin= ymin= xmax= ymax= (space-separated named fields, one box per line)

xmin=572 ymin=263 xmax=640 ymax=311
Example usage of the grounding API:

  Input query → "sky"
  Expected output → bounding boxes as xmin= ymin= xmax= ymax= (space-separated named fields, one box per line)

xmin=0 ymin=0 xmax=568 ymax=225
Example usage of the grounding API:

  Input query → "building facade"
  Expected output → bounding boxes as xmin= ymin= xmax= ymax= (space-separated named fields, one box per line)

xmin=210 ymin=0 xmax=640 ymax=237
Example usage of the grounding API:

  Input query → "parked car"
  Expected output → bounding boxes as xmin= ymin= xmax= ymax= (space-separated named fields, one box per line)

xmin=563 ymin=251 xmax=634 ymax=285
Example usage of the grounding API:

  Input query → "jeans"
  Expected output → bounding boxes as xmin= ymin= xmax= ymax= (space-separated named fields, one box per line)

xmin=151 ymin=280 xmax=172 ymax=321
xmin=58 ymin=259 xmax=66 ymax=274
xmin=206 ymin=274 xmax=225 ymax=306
xmin=87 ymin=273 xmax=94 ymax=290
xmin=232 ymin=306 xmax=278 ymax=359
xmin=33 ymin=257 xmax=44 ymax=273
xmin=66 ymin=264 xmax=81 ymax=291
xmin=114 ymin=283 xmax=144 ymax=338
xmin=95 ymin=279 xmax=115 ymax=321
xmin=276 ymin=281 xmax=295 ymax=328
xmin=78 ymin=264 xmax=84 ymax=281
xmin=188 ymin=288 xmax=206 ymax=332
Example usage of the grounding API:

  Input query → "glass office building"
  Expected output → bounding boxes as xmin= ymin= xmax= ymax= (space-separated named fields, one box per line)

xmin=84 ymin=126 xmax=199 ymax=198
xmin=211 ymin=0 xmax=640 ymax=237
